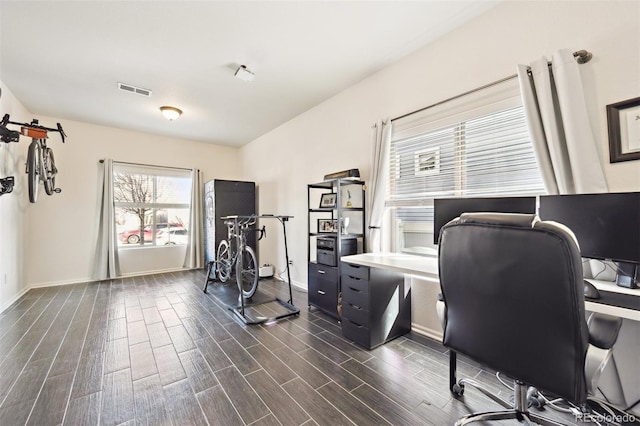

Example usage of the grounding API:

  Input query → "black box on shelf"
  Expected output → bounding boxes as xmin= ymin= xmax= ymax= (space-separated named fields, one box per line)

xmin=317 ymin=236 xmax=357 ymax=267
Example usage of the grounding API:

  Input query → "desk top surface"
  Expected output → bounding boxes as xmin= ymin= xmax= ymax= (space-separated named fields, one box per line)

xmin=341 ymin=252 xmax=640 ymax=321
xmin=341 ymin=253 xmax=439 ymax=278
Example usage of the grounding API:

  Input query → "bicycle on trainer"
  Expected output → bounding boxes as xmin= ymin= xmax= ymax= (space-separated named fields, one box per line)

xmin=0 ymin=114 xmax=66 ymax=203
xmin=215 ymin=215 xmax=265 ymax=299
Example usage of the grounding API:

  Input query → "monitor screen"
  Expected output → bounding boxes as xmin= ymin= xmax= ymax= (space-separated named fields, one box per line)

xmin=538 ymin=192 xmax=640 ymax=264
xmin=433 ymin=196 xmax=537 ymax=244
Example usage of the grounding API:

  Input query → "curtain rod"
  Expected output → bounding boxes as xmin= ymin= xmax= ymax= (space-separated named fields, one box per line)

xmin=391 ymin=50 xmax=592 ymax=122
xmin=98 ymin=159 xmax=192 ymax=172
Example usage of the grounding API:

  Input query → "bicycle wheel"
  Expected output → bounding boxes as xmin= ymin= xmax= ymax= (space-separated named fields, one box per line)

xmin=27 ymin=141 xmax=40 ymax=203
xmin=42 ymin=147 xmax=56 ymax=196
xmin=216 ymin=240 xmax=232 ymax=283
xmin=237 ymin=245 xmax=258 ymax=298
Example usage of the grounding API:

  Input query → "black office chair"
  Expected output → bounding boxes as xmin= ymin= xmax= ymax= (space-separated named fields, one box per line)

xmin=437 ymin=213 xmax=622 ymax=425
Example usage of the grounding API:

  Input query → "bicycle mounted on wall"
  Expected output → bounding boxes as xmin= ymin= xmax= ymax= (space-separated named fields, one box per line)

xmin=0 ymin=114 xmax=66 ymax=202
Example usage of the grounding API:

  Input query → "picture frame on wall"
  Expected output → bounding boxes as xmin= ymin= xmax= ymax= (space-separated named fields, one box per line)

xmin=607 ymin=96 xmax=640 ymax=163
xmin=318 ymin=218 xmax=338 ymax=233
xmin=319 ymin=193 xmax=337 ymax=208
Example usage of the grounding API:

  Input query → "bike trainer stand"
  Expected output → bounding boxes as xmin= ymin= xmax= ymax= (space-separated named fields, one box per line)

xmin=211 ymin=215 xmax=300 ymax=325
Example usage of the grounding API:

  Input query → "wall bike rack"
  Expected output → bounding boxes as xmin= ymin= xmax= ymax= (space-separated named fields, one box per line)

xmin=0 ymin=176 xmax=14 ymax=196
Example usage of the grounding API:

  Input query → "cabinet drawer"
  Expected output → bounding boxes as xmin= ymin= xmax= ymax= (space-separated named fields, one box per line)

xmin=342 ymin=302 xmax=369 ymax=327
xmin=309 ymin=263 xmax=338 ymax=282
xmin=342 ymin=275 xmax=368 ymax=294
xmin=342 ymin=262 xmax=370 ymax=280
xmin=342 ymin=280 xmax=369 ymax=308
xmin=342 ymin=317 xmax=370 ymax=347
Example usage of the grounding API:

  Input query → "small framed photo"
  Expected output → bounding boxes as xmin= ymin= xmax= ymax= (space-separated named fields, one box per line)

xmin=318 ymin=218 xmax=338 ymax=233
xmin=607 ymin=97 xmax=640 ymax=163
xmin=319 ymin=193 xmax=337 ymax=208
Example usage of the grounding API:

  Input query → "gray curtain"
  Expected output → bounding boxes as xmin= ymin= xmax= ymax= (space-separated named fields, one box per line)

xmin=95 ymin=159 xmax=120 ymax=279
xmin=517 ymin=49 xmax=607 ymax=194
xmin=366 ymin=119 xmax=391 ymax=253
xmin=183 ymin=168 xmax=203 ymax=269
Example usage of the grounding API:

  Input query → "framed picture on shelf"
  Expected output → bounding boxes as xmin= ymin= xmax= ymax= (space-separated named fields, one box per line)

xmin=607 ymin=96 xmax=640 ymax=163
xmin=319 ymin=193 xmax=337 ymax=208
xmin=318 ymin=219 xmax=338 ymax=233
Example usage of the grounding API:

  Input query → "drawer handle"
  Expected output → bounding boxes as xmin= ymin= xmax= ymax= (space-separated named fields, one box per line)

xmin=349 ymin=303 xmax=362 ymax=310
xmin=349 ymin=319 xmax=363 ymax=328
xmin=318 ymin=270 xmax=326 ymax=275
xmin=317 ymin=290 xmax=326 ymax=295
xmin=348 ymin=276 xmax=360 ymax=280
xmin=349 ymin=287 xmax=361 ymax=293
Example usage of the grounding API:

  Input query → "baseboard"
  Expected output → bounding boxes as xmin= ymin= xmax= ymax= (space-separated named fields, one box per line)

xmin=272 ymin=274 xmax=307 ymax=293
xmin=27 ymin=267 xmax=200 ymax=289
xmin=0 ymin=287 xmax=31 ymax=314
xmin=411 ymin=322 xmax=443 ymax=343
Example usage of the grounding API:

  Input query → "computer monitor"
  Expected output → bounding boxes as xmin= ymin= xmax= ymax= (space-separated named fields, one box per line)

xmin=538 ymin=192 xmax=640 ymax=288
xmin=433 ymin=196 xmax=537 ymax=244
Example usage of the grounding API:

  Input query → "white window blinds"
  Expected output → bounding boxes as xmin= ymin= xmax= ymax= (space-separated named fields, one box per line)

xmin=388 ymin=79 xmax=545 ymax=208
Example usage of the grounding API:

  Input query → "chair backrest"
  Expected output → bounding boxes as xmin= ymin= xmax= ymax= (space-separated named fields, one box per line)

xmin=438 ymin=213 xmax=589 ymax=404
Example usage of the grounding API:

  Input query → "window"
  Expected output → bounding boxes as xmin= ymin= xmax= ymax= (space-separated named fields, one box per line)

xmin=113 ymin=163 xmax=192 ymax=247
xmin=387 ymin=80 xmax=546 ymax=255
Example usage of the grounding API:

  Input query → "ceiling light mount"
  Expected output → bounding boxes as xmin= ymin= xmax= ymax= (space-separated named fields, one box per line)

xmin=160 ymin=106 xmax=182 ymax=121
xmin=235 ymin=65 xmax=255 ymax=82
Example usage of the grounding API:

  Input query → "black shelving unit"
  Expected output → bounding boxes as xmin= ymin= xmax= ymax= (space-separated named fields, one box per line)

xmin=307 ymin=178 xmax=366 ymax=319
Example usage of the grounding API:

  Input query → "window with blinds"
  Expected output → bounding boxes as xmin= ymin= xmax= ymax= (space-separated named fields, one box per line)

xmin=387 ymin=79 xmax=546 ymax=255
xmin=113 ymin=163 xmax=192 ymax=247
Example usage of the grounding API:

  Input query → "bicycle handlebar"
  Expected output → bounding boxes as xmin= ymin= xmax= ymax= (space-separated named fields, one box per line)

xmin=0 ymin=114 xmax=66 ymax=143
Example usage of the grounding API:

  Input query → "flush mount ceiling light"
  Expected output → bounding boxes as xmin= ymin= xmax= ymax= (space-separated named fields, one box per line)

xmin=234 ymin=65 xmax=255 ymax=82
xmin=159 ymin=106 xmax=182 ymax=121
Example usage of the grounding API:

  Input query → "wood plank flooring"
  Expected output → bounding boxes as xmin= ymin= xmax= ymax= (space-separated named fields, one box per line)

xmin=0 ymin=269 xmax=580 ymax=425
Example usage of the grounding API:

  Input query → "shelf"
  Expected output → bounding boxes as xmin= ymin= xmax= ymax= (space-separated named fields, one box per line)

xmin=309 ymin=232 xmax=364 ymax=238
xmin=307 ymin=178 xmax=366 ymax=320
xmin=309 ymin=178 xmax=365 ymax=189
xmin=309 ymin=207 xmax=363 ymax=213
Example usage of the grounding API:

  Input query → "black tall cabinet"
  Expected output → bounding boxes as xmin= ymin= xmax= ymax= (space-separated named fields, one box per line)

xmin=204 ymin=179 xmax=257 ymax=266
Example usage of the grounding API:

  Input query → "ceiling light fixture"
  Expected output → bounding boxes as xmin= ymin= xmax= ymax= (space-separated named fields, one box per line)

xmin=160 ymin=106 xmax=182 ymax=121
xmin=234 ymin=65 xmax=255 ymax=82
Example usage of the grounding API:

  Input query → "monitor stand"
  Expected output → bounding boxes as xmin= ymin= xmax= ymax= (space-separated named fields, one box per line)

xmin=616 ymin=262 xmax=639 ymax=289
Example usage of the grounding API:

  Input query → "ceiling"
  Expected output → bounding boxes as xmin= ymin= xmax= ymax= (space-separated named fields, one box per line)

xmin=0 ymin=1 xmax=498 ymax=147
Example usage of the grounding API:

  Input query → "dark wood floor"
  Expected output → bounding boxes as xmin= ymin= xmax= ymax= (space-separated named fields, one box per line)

xmin=0 ymin=269 xmax=579 ymax=425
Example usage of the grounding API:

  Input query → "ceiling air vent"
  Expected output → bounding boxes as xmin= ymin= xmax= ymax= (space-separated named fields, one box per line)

xmin=117 ymin=82 xmax=152 ymax=97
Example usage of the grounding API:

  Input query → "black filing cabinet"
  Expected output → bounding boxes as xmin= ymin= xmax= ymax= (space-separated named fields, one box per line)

xmin=308 ymin=263 xmax=339 ymax=317
xmin=341 ymin=262 xmax=411 ymax=350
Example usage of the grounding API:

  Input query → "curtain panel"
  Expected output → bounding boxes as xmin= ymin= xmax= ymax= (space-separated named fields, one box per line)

xmin=95 ymin=159 xmax=120 ymax=280
xmin=517 ymin=49 xmax=607 ymax=195
xmin=367 ymin=119 xmax=392 ymax=253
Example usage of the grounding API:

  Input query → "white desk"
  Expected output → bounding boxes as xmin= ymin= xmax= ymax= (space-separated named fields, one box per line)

xmin=342 ymin=253 xmax=640 ymax=322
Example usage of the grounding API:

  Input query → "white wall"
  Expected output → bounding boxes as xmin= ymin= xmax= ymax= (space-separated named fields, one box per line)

xmin=240 ymin=0 xmax=640 ymax=291
xmin=0 ymin=83 xmax=31 ymax=312
xmin=23 ymin=117 xmax=242 ymax=287
xmin=240 ymin=1 xmax=640 ymax=410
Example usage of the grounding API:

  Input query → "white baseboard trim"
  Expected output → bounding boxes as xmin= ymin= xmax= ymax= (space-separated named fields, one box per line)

xmin=1 ymin=287 xmax=31 ymax=314
xmin=26 ymin=267 xmax=199 ymax=289
xmin=411 ymin=322 xmax=443 ymax=343
xmin=272 ymin=274 xmax=307 ymax=293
